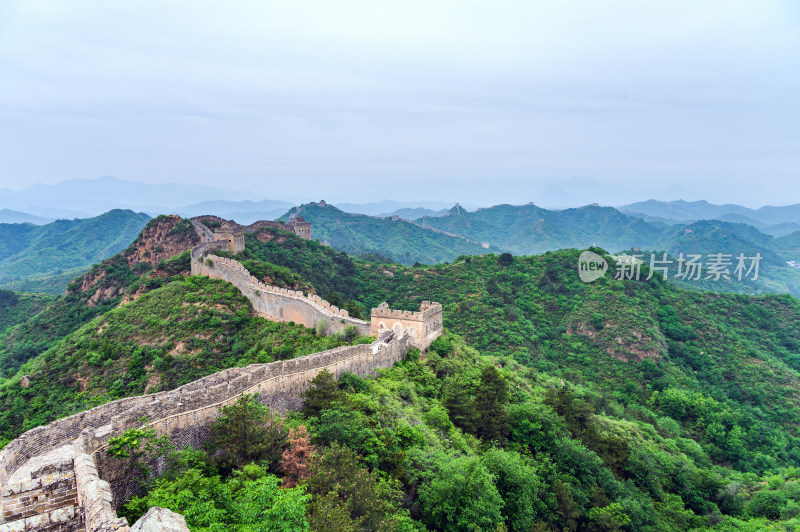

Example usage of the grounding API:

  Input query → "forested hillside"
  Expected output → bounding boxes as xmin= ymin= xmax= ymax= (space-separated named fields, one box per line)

xmin=4 ymin=220 xmax=800 ymax=529
xmin=0 ymin=209 xmax=151 ymax=293
xmin=282 ymin=201 xmax=800 ymax=298
xmin=278 ymin=202 xmax=496 ymax=264
xmin=0 ymin=289 xmax=55 ymax=334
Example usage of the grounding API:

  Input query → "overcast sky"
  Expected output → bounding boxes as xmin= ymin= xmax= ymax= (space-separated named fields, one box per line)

xmin=1 ymin=1 xmax=798 ymax=206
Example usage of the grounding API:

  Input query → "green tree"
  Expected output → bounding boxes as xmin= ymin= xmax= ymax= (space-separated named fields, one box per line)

xmin=211 ymin=393 xmax=285 ymax=472
xmin=106 ymin=420 xmax=173 ymax=486
xmin=300 ymin=369 xmax=346 ymax=418
xmin=498 ymin=253 xmax=514 ymax=268
xmin=474 ymin=365 xmax=510 ymax=443
xmin=306 ymin=443 xmax=408 ymax=532
xmin=443 ymin=379 xmax=476 ymax=434
xmin=481 ymin=448 xmax=546 ymax=531
xmin=419 ymin=453 xmax=504 ymax=532
xmin=587 ymin=502 xmax=632 ymax=532
xmin=123 ymin=464 xmax=310 ymax=531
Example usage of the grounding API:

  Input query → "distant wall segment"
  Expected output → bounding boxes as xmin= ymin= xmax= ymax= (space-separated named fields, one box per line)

xmin=190 ymin=252 xmax=372 ymax=336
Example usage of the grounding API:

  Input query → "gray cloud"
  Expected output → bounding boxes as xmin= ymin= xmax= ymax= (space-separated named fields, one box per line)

xmin=0 ymin=0 xmax=798 ymax=207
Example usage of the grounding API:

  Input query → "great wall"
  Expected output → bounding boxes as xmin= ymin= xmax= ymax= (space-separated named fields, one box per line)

xmin=0 ymin=217 xmax=443 ymax=531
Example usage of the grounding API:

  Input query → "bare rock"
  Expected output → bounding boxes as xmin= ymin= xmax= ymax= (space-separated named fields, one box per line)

xmin=130 ymin=507 xmax=190 ymax=532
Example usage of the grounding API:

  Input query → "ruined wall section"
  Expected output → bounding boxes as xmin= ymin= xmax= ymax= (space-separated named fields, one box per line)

xmin=191 ymin=252 xmax=371 ymax=336
xmin=190 ymin=216 xmax=311 ymax=240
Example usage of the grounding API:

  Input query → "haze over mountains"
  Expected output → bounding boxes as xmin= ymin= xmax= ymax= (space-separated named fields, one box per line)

xmin=4 ymin=176 xmax=800 ymax=297
xmin=7 ymin=176 xmax=800 ymax=222
xmin=622 ymin=200 xmax=800 ymax=237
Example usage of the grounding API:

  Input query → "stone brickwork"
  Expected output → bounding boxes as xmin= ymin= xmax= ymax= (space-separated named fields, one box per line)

xmin=190 ymin=219 xmax=244 ymax=254
xmin=371 ymin=301 xmax=444 ymax=350
xmin=1 ymin=460 xmax=84 ymax=532
xmin=73 ymin=455 xmax=128 ymax=532
xmin=191 ymin=251 xmax=372 ymax=336
xmin=0 ymin=330 xmax=408 ymax=522
xmin=191 ymin=215 xmax=311 ymax=241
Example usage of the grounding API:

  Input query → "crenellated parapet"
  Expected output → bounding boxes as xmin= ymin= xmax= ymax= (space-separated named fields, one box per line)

xmin=190 ymin=215 xmax=311 ymax=242
xmin=191 ymin=253 xmax=370 ymax=334
xmin=371 ymin=301 xmax=443 ymax=350
xmin=0 ymin=330 xmax=409 ymax=523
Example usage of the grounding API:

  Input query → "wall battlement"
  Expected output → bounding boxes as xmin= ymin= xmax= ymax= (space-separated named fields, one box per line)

xmin=0 ymin=214 xmax=442 ymax=528
xmin=371 ymin=301 xmax=443 ymax=350
xmin=190 ymin=215 xmax=311 ymax=241
xmin=1 ymin=331 xmax=408 ymax=526
xmin=191 ymin=253 xmax=371 ymax=335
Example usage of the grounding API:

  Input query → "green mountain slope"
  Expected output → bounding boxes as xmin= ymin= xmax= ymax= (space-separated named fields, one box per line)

xmin=241 ymin=231 xmax=800 ymax=473
xmin=416 ymin=203 xmax=665 ymax=254
xmin=279 ymin=202 xmax=496 ymax=264
xmin=0 ymin=209 xmax=152 ymax=294
xmin=647 ymin=220 xmax=800 ymax=295
xmin=267 ymin=201 xmax=800 ymax=297
xmin=0 ymin=275 xmax=370 ymax=446
xmin=0 ymin=215 xmax=200 ymax=379
xmin=0 ymin=290 xmax=56 ymax=335
xmin=4 ymin=222 xmax=800 ymax=528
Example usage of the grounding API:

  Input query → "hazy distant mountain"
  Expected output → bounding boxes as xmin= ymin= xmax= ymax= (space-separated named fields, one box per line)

xmin=175 ymin=199 xmax=294 ymax=224
xmin=0 ymin=176 xmax=253 ymax=218
xmin=379 ymin=207 xmax=448 ymax=219
xmin=278 ymin=202 xmax=496 ymax=264
xmin=0 ymin=209 xmax=151 ymax=294
xmin=335 ymin=200 xmax=458 ymax=216
xmin=0 ymin=209 xmax=54 ymax=225
xmin=622 ymin=199 xmax=800 ymax=227
xmin=416 ymin=203 xmax=664 ymax=254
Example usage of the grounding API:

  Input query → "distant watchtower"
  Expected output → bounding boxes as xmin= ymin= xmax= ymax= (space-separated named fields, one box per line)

xmin=214 ymin=223 xmax=245 ymax=253
xmin=286 ymin=217 xmax=311 ymax=240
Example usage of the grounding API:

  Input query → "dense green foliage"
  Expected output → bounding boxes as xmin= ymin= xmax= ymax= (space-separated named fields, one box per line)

xmin=119 ymin=334 xmax=800 ymax=530
xmin=0 ymin=276 xmax=371 ymax=446
xmin=237 ymin=233 xmax=800 ymax=510
xmin=5 ymin=210 xmax=800 ymax=529
xmin=0 ymin=209 xmax=151 ymax=294
xmin=0 ymin=289 xmax=55 ymax=335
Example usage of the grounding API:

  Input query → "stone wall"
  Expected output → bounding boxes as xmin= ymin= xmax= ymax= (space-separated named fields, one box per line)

xmin=1 ymin=459 xmax=84 ymax=531
xmin=190 ymin=216 xmax=311 ymax=240
xmin=74 ymin=454 xmax=128 ymax=532
xmin=0 ymin=330 xmax=407 ymax=514
xmin=191 ymin=252 xmax=371 ymax=336
xmin=371 ymin=301 xmax=444 ymax=350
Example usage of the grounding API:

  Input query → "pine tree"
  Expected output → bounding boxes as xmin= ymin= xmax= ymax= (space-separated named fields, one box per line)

xmin=301 ymin=369 xmax=346 ymax=418
xmin=210 ymin=393 xmax=285 ymax=472
xmin=474 ymin=365 xmax=510 ymax=443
